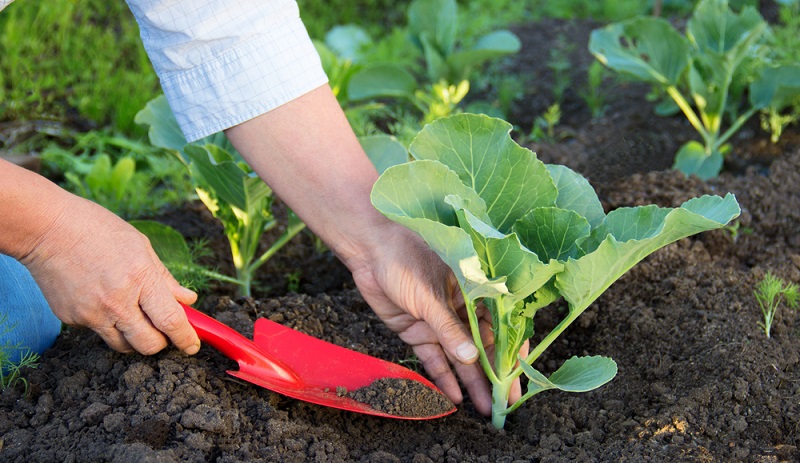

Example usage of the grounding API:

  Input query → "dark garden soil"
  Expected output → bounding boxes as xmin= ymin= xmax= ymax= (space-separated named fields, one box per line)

xmin=3 ymin=16 xmax=800 ymax=463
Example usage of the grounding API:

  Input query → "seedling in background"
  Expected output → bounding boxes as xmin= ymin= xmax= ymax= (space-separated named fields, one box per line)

xmin=580 ymin=61 xmax=611 ymax=119
xmin=0 ymin=315 xmax=40 ymax=394
xmin=589 ymin=0 xmax=800 ymax=179
xmin=755 ymin=272 xmax=799 ymax=338
xmin=135 ymin=96 xmax=306 ymax=297
xmin=371 ymin=113 xmax=740 ymax=428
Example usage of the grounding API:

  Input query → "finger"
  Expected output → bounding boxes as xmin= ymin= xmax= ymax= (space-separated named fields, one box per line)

xmin=112 ymin=308 xmax=169 ymax=355
xmin=139 ymin=279 xmax=201 ymax=355
xmin=424 ymin=302 xmax=479 ymax=365
xmin=452 ymin=358 xmax=492 ymax=416
xmin=94 ymin=325 xmax=135 ymax=353
xmin=412 ymin=343 xmax=464 ymax=405
xmin=147 ymin=245 xmax=197 ymax=305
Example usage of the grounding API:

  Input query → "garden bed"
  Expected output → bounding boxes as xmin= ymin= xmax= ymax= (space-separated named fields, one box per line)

xmin=2 ymin=17 xmax=800 ymax=463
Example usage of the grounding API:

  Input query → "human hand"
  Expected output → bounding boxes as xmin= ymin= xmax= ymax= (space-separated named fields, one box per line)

xmin=345 ymin=225 xmax=523 ymax=416
xmin=19 ymin=192 xmax=201 ymax=356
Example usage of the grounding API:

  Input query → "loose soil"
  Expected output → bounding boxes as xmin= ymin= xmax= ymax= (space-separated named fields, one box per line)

xmin=3 ymin=16 xmax=800 ymax=463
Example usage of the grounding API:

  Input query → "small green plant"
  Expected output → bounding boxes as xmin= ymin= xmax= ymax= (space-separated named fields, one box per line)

xmin=406 ymin=0 xmax=521 ymax=84
xmin=527 ymin=104 xmax=564 ymax=143
xmin=135 ymin=96 xmax=306 ymax=297
xmin=580 ymin=61 xmax=611 ymax=119
xmin=0 ymin=315 xmax=41 ymax=394
xmin=589 ymin=0 xmax=800 ymax=179
xmin=40 ymin=131 xmax=190 ymax=219
xmin=755 ymin=272 xmax=799 ymax=338
xmin=285 ymin=271 xmax=302 ymax=293
xmin=371 ymin=113 xmax=740 ymax=428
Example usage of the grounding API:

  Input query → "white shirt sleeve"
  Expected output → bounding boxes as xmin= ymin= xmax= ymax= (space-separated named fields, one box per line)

xmin=125 ymin=0 xmax=329 ymax=142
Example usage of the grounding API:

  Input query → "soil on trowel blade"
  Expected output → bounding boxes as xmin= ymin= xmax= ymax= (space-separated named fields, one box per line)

xmin=346 ymin=377 xmax=454 ymax=418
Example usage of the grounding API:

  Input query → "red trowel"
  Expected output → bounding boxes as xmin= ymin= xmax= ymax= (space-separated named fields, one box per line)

xmin=183 ymin=304 xmax=456 ymax=419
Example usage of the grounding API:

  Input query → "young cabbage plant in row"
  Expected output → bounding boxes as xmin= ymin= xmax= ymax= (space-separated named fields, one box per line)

xmin=589 ymin=0 xmax=800 ymax=180
xmin=135 ymin=96 xmax=305 ymax=297
xmin=371 ymin=114 xmax=741 ymax=428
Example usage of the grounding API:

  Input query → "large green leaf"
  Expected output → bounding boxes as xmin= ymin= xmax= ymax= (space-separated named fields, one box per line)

xmin=130 ymin=220 xmax=194 ymax=267
xmin=447 ymin=30 xmax=521 ymax=81
xmin=324 ymin=24 xmax=370 ymax=62
xmin=359 ymin=134 xmax=408 ymax=174
xmin=134 ymin=95 xmax=187 ymax=155
xmin=673 ymin=140 xmax=725 ymax=180
xmin=409 ymin=114 xmax=558 ymax=232
xmin=589 ymin=17 xmax=691 ymax=86
xmin=135 ymin=95 xmax=240 ymax=163
xmin=687 ymin=0 xmax=766 ymax=59
xmin=749 ymin=64 xmax=800 ymax=111
xmin=185 ymin=145 xmax=271 ymax=214
xmin=515 ymin=207 xmax=591 ymax=262
xmin=556 ymin=193 xmax=740 ymax=313
xmin=348 ymin=64 xmax=417 ymax=101
xmin=546 ymin=165 xmax=605 ymax=228
xmin=408 ymin=0 xmax=457 ymax=57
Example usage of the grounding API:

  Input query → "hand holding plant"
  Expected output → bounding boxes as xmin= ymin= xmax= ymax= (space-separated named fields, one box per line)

xmin=371 ymin=113 xmax=740 ymax=428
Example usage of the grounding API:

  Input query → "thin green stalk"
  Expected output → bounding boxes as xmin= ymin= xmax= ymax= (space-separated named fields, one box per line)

xmin=716 ymin=106 xmax=759 ymax=149
xmin=247 ymin=219 xmax=306 ymax=275
xmin=665 ymin=85 xmax=711 ymax=145
xmin=464 ymin=297 xmax=499 ymax=384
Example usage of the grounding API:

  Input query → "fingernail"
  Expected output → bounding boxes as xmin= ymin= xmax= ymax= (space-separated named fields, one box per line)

xmin=184 ymin=340 xmax=201 ymax=356
xmin=456 ymin=342 xmax=478 ymax=361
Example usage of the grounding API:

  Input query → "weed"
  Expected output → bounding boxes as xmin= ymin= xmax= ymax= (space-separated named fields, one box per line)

xmin=0 ymin=315 xmax=41 ymax=394
xmin=755 ymin=272 xmax=799 ymax=338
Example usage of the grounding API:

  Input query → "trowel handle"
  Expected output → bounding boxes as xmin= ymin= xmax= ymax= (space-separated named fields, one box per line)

xmin=182 ymin=304 xmax=301 ymax=385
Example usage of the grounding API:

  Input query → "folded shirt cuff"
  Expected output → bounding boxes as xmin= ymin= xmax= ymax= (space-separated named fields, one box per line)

xmin=157 ymin=16 xmax=328 ymax=142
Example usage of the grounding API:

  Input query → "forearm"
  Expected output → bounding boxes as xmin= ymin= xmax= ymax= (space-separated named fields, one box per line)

xmin=224 ymin=84 xmax=390 ymax=269
xmin=0 ymin=159 xmax=71 ymax=261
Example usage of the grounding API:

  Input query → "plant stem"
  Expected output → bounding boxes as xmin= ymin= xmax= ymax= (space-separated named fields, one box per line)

xmin=247 ymin=218 xmax=306 ymax=275
xmin=491 ymin=378 xmax=513 ymax=429
xmin=464 ymin=297 xmax=499 ymax=384
xmin=665 ymin=85 xmax=711 ymax=147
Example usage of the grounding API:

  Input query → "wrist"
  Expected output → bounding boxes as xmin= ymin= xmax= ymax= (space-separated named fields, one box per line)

xmin=0 ymin=160 xmax=73 ymax=261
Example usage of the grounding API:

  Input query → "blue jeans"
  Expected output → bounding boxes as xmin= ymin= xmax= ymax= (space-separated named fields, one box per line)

xmin=0 ymin=254 xmax=62 ymax=365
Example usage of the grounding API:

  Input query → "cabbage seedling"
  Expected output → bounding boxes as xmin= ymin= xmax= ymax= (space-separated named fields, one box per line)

xmin=371 ymin=113 xmax=741 ymax=428
xmin=135 ymin=96 xmax=305 ymax=296
xmin=589 ymin=0 xmax=800 ymax=179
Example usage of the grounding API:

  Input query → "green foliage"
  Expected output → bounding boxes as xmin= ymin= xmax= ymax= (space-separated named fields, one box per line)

xmin=755 ymin=272 xmax=799 ymax=338
xmin=0 ymin=315 xmax=40 ymax=394
xmin=590 ymin=0 xmax=800 ymax=180
xmin=371 ymin=113 xmax=740 ymax=428
xmin=40 ymin=130 xmax=191 ymax=219
xmin=529 ymin=0 xmax=650 ymax=21
xmin=135 ymin=96 xmax=306 ymax=297
xmin=297 ymin=0 xmax=407 ymax=39
xmin=0 ymin=0 xmax=160 ymax=134
xmin=580 ymin=62 xmax=611 ymax=119
xmin=527 ymin=104 xmax=564 ymax=143
xmin=407 ymin=0 xmax=521 ymax=84
xmin=130 ymin=220 xmax=242 ymax=293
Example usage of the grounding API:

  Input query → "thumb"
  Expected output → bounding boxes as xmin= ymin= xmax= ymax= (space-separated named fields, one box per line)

xmin=429 ymin=307 xmax=479 ymax=365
